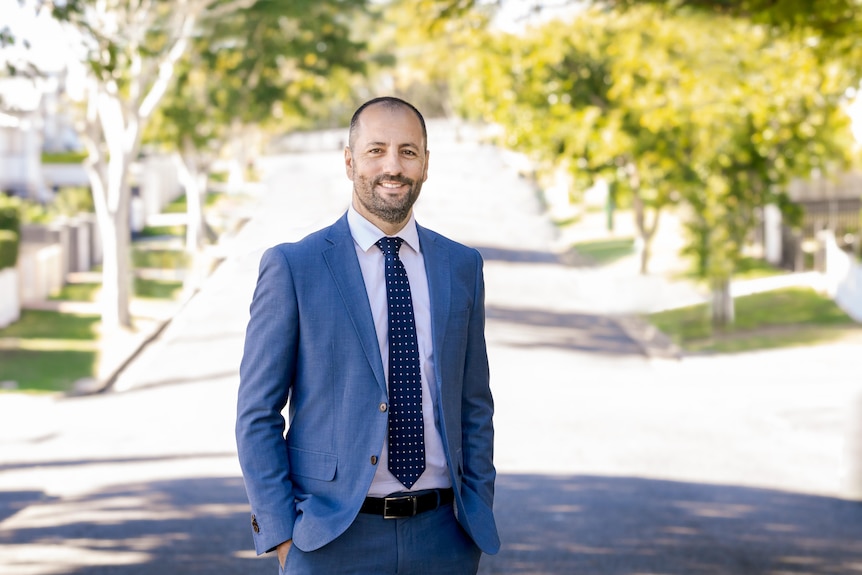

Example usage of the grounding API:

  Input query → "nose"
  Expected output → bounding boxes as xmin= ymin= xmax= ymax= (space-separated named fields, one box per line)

xmin=381 ymin=148 xmax=403 ymax=175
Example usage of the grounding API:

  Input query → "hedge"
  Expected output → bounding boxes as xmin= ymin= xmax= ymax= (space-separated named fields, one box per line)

xmin=0 ymin=230 xmax=18 ymax=270
xmin=0 ymin=196 xmax=22 ymax=270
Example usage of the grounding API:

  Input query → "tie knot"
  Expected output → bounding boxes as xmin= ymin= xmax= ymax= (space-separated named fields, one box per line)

xmin=376 ymin=236 xmax=404 ymax=258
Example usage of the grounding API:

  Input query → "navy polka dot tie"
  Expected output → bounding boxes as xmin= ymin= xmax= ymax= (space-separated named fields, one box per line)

xmin=376 ymin=237 xmax=425 ymax=488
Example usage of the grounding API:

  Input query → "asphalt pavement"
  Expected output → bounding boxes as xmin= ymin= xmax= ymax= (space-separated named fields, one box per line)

xmin=1 ymin=121 xmax=862 ymax=574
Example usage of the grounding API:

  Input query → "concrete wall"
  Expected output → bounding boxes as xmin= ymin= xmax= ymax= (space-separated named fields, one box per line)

xmin=0 ymin=267 xmax=20 ymax=328
xmin=42 ymin=163 xmax=89 ymax=189
xmin=132 ymin=155 xmax=183 ymax=222
xmin=17 ymin=243 xmax=63 ymax=303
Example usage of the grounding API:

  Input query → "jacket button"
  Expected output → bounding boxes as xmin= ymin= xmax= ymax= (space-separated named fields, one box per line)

xmin=379 ymin=403 xmax=387 ymax=412
xmin=251 ymin=514 xmax=260 ymax=533
xmin=370 ymin=455 xmax=378 ymax=465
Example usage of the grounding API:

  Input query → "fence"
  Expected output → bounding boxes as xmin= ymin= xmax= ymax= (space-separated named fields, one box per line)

xmin=821 ymin=230 xmax=862 ymax=322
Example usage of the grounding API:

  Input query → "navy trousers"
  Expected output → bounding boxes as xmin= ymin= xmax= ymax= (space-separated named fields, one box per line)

xmin=280 ymin=503 xmax=482 ymax=574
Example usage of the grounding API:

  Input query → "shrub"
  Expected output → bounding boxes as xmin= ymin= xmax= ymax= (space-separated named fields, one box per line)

xmin=0 ymin=195 xmax=21 ymax=234
xmin=0 ymin=195 xmax=21 ymax=269
xmin=0 ymin=230 xmax=18 ymax=270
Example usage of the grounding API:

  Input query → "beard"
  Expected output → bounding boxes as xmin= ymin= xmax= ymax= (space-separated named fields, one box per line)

xmin=353 ymin=173 xmax=423 ymax=225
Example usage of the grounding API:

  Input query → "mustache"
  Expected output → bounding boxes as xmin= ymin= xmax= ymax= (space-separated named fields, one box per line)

xmin=373 ymin=175 xmax=414 ymax=187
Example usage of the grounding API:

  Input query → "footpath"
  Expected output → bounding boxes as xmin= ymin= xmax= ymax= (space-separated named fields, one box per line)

xmin=1 ymin=122 xmax=861 ymax=574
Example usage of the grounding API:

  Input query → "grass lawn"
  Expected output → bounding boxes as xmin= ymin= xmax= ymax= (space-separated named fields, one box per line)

xmin=49 ymin=277 xmax=184 ymax=301
xmin=2 ymin=272 xmax=182 ymax=393
xmin=0 ymin=349 xmax=97 ymax=392
xmin=648 ymin=287 xmax=860 ymax=353
xmin=572 ymin=237 xmax=636 ymax=265
xmin=134 ymin=277 xmax=183 ymax=299
xmin=0 ymin=310 xmax=100 ymax=393
xmin=50 ymin=281 xmax=100 ymax=302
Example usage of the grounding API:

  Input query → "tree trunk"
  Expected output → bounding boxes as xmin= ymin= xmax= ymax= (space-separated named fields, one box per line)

xmin=96 ymin=195 xmax=133 ymax=330
xmin=83 ymin=89 xmax=136 ymax=331
xmin=639 ymin=239 xmax=652 ymax=275
xmin=627 ymin=163 xmax=660 ymax=276
xmin=710 ymin=277 xmax=735 ymax=327
xmin=175 ymin=145 xmax=208 ymax=253
xmin=175 ymin=147 xmax=217 ymax=297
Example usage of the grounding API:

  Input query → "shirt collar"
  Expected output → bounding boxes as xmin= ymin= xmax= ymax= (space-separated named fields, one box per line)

xmin=347 ymin=203 xmax=421 ymax=255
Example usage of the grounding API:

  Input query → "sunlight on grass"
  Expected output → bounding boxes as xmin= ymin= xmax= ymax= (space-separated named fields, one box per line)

xmin=571 ymin=237 xmax=635 ymax=265
xmin=134 ymin=277 xmax=183 ymax=300
xmin=132 ymin=248 xmax=189 ymax=269
xmin=674 ymin=256 xmax=785 ymax=282
xmin=50 ymin=282 xmax=101 ymax=302
xmin=648 ymin=287 xmax=858 ymax=353
xmin=0 ymin=310 xmax=100 ymax=340
xmin=0 ymin=311 xmax=101 ymax=392
xmin=0 ymin=349 xmax=97 ymax=392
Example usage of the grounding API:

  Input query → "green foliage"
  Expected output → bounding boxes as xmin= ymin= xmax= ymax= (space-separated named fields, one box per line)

xmin=0 ymin=230 xmax=18 ymax=269
xmin=146 ymin=0 xmax=371 ymax=153
xmin=41 ymin=151 xmax=88 ymax=164
xmin=0 ymin=194 xmax=21 ymax=234
xmin=372 ymin=0 xmax=496 ymax=117
xmin=0 ymin=195 xmax=21 ymax=270
xmin=10 ymin=187 xmax=94 ymax=225
xmin=603 ymin=0 xmax=862 ymax=57
xmin=455 ymin=5 xmax=858 ymax=302
xmin=51 ymin=187 xmax=95 ymax=215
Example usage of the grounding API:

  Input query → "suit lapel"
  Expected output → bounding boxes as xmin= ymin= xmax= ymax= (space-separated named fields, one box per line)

xmin=323 ymin=215 xmax=387 ymax=394
xmin=418 ymin=225 xmax=451 ymax=397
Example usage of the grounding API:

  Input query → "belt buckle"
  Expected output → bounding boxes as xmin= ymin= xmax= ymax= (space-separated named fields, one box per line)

xmin=382 ymin=494 xmax=418 ymax=519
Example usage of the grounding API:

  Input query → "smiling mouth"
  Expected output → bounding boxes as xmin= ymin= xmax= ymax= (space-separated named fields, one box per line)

xmin=374 ymin=176 xmax=412 ymax=190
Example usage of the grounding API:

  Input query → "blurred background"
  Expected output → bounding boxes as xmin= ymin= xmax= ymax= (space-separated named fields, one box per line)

xmin=1 ymin=0 xmax=861 ymax=573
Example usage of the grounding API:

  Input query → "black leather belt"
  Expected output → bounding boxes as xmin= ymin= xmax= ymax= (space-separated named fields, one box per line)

xmin=360 ymin=488 xmax=454 ymax=519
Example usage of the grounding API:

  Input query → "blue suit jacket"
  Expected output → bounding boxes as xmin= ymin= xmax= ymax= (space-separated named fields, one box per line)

xmin=236 ymin=213 xmax=500 ymax=556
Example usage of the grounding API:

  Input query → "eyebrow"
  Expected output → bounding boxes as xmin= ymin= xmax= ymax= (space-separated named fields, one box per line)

xmin=364 ymin=141 xmax=421 ymax=150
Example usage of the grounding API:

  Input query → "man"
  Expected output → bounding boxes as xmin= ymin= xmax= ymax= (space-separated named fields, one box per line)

xmin=236 ymin=96 xmax=499 ymax=574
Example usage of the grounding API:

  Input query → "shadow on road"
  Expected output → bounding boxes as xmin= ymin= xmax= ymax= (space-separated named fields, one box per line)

xmin=487 ymin=305 xmax=643 ymax=357
xmin=484 ymin=473 xmax=862 ymax=574
xmin=3 ymin=473 xmax=860 ymax=574
xmin=0 ymin=476 xmax=270 ymax=574
xmin=475 ymin=245 xmax=592 ymax=267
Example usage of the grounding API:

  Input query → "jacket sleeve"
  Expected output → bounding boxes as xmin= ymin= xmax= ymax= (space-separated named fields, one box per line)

xmin=459 ymin=249 xmax=500 ymax=553
xmin=236 ymin=246 xmax=299 ymax=554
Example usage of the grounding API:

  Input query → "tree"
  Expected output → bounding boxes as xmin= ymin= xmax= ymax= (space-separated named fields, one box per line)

xmin=372 ymin=0 xmax=496 ymax=119
xmin=35 ymin=0 xmax=257 ymax=331
xmin=454 ymin=6 xmax=858 ymax=325
xmin=453 ymin=10 xmax=694 ymax=275
xmin=146 ymin=0 xmax=370 ymax=255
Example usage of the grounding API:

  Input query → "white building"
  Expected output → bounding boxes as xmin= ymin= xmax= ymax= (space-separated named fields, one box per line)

xmin=0 ymin=77 xmax=46 ymax=200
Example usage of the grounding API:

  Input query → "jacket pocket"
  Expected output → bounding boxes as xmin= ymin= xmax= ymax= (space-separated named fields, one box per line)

xmin=288 ymin=446 xmax=337 ymax=481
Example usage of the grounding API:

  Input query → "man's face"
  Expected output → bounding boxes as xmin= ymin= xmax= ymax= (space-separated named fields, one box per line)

xmin=345 ymin=104 xmax=429 ymax=230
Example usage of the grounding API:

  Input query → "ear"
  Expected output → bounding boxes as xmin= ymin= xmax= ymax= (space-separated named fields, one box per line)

xmin=422 ymin=149 xmax=430 ymax=183
xmin=344 ymin=146 xmax=355 ymax=181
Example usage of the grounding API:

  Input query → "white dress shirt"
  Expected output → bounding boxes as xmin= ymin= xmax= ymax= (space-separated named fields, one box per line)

xmin=347 ymin=204 xmax=451 ymax=496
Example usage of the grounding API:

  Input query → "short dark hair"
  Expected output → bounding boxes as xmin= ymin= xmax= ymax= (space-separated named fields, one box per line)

xmin=348 ymin=97 xmax=427 ymax=150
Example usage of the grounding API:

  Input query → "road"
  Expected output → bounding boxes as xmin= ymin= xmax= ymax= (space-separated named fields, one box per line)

xmin=1 ymin=121 xmax=861 ymax=574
